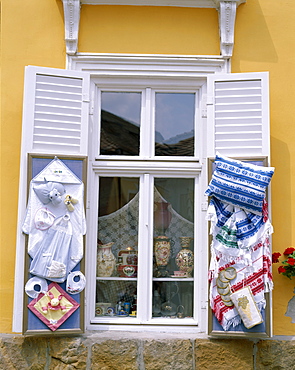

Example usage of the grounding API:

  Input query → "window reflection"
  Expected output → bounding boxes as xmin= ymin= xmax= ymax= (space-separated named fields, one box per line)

xmin=100 ymin=92 xmax=141 ymax=155
xmin=155 ymin=93 xmax=195 ymax=156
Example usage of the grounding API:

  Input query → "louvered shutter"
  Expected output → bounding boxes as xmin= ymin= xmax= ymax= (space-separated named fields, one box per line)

xmin=13 ymin=66 xmax=90 ymax=334
xmin=206 ymin=72 xmax=272 ymax=337
xmin=207 ymin=72 xmax=270 ymax=158
xmin=21 ymin=66 xmax=90 ymax=156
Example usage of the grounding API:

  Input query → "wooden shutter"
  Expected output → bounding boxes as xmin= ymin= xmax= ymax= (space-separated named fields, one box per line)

xmin=207 ymin=72 xmax=270 ymax=158
xmin=13 ymin=66 xmax=90 ymax=334
xmin=21 ymin=66 xmax=90 ymax=156
xmin=206 ymin=72 xmax=272 ymax=337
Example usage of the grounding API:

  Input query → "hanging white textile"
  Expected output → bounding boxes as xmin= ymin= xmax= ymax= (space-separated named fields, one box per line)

xmin=22 ymin=157 xmax=86 ymax=283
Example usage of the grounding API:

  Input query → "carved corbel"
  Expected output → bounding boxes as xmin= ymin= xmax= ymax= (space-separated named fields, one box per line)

xmin=62 ymin=0 xmax=80 ymax=55
xmin=214 ymin=0 xmax=246 ymax=58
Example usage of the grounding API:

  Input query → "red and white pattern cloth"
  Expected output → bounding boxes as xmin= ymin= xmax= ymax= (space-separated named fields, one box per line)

xmin=209 ymin=237 xmax=273 ymax=330
xmin=207 ymin=198 xmax=274 ymax=331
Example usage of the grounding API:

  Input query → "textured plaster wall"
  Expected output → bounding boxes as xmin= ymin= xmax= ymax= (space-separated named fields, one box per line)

xmin=1 ymin=0 xmax=295 ymax=337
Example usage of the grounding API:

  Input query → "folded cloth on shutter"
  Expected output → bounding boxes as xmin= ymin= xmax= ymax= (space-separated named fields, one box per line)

xmin=205 ymin=153 xmax=274 ymax=215
xmin=207 ymin=197 xmax=273 ymax=260
xmin=209 ymin=237 xmax=273 ymax=331
xmin=207 ymin=194 xmax=273 ymax=331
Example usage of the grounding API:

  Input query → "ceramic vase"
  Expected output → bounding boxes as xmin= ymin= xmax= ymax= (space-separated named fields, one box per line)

xmin=175 ymin=237 xmax=194 ymax=277
xmin=154 ymin=235 xmax=172 ymax=277
xmin=97 ymin=242 xmax=116 ymax=277
xmin=154 ymin=201 xmax=172 ymax=233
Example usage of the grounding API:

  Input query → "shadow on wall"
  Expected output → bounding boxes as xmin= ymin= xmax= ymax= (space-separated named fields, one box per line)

xmin=271 ymin=135 xmax=291 ymax=253
xmin=234 ymin=0 xmax=278 ymax=65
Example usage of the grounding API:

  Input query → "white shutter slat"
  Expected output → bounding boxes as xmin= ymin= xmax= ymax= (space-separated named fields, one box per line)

xmin=207 ymin=72 xmax=269 ymax=158
xmin=22 ymin=66 xmax=90 ymax=156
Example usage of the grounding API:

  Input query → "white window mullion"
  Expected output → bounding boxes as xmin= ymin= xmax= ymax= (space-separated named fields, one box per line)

xmin=194 ymin=89 xmax=200 ymax=159
xmin=140 ymin=88 xmax=153 ymax=158
xmin=193 ymin=175 xmax=208 ymax=331
xmin=86 ymin=170 xmax=100 ymax=324
xmin=93 ymin=87 xmax=102 ymax=159
xmin=137 ymin=174 xmax=153 ymax=323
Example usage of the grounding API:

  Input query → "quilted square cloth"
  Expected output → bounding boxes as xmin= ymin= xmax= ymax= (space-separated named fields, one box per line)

xmin=27 ymin=282 xmax=80 ymax=331
xmin=205 ymin=154 xmax=274 ymax=215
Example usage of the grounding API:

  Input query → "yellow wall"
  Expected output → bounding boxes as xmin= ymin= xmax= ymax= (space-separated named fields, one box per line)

xmin=1 ymin=0 xmax=66 ymax=333
xmin=232 ymin=0 xmax=295 ymax=335
xmin=79 ymin=5 xmax=220 ymax=55
xmin=1 ymin=0 xmax=295 ymax=335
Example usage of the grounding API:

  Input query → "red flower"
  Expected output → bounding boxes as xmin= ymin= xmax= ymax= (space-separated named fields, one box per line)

xmin=272 ymin=252 xmax=281 ymax=263
xmin=278 ymin=266 xmax=286 ymax=274
xmin=287 ymin=258 xmax=295 ymax=266
xmin=284 ymin=247 xmax=295 ymax=255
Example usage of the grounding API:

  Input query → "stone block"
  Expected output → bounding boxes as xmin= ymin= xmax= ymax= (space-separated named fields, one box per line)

xmin=48 ymin=337 xmax=87 ymax=369
xmin=0 ymin=335 xmax=48 ymax=369
xmin=143 ymin=339 xmax=193 ymax=370
xmin=256 ymin=340 xmax=295 ymax=369
xmin=91 ymin=339 xmax=138 ymax=370
xmin=195 ymin=338 xmax=254 ymax=370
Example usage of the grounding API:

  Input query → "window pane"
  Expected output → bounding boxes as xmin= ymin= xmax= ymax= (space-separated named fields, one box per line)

xmin=153 ymin=281 xmax=193 ymax=318
xmin=96 ymin=177 xmax=139 ymax=318
xmin=100 ymin=92 xmax=141 ymax=155
xmin=155 ymin=93 xmax=195 ymax=156
xmin=153 ymin=178 xmax=194 ymax=319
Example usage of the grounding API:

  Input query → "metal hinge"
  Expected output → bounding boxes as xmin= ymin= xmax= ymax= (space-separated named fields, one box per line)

xmin=202 ymin=95 xmax=214 ymax=118
xmin=201 ymin=202 xmax=208 ymax=211
xmin=87 ymin=91 xmax=94 ymax=115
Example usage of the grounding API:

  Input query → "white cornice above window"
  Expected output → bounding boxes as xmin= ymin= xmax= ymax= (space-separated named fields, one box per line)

xmin=80 ymin=0 xmax=245 ymax=6
xmin=61 ymin=0 xmax=245 ymax=57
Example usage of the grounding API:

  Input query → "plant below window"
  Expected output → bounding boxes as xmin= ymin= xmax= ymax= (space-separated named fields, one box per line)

xmin=272 ymin=247 xmax=295 ymax=279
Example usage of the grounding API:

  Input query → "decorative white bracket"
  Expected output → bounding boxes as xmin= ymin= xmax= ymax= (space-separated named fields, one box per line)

xmin=62 ymin=0 xmax=80 ymax=55
xmin=61 ymin=0 xmax=245 ymax=57
xmin=214 ymin=0 xmax=246 ymax=58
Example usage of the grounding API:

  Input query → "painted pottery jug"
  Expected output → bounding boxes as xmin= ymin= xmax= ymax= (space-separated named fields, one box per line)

xmin=175 ymin=237 xmax=194 ymax=277
xmin=97 ymin=242 xmax=116 ymax=277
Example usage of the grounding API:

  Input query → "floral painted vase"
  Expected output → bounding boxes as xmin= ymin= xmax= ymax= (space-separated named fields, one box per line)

xmin=154 ymin=235 xmax=172 ymax=277
xmin=97 ymin=242 xmax=116 ymax=277
xmin=175 ymin=237 xmax=194 ymax=277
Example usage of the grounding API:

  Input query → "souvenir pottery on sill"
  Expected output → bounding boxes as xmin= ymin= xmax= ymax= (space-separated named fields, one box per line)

xmin=154 ymin=235 xmax=173 ymax=277
xmin=95 ymin=302 xmax=113 ymax=316
xmin=97 ymin=242 xmax=116 ymax=277
xmin=117 ymin=247 xmax=138 ymax=278
xmin=175 ymin=237 xmax=194 ymax=278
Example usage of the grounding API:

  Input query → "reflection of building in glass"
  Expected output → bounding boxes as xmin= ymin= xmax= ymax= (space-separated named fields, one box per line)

xmin=155 ymin=136 xmax=194 ymax=156
xmin=101 ymin=110 xmax=194 ymax=156
xmin=100 ymin=110 xmax=140 ymax=155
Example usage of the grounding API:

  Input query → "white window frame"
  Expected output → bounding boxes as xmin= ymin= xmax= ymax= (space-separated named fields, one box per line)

xmin=69 ymin=53 xmax=228 ymax=333
xmin=14 ymin=54 xmax=271 ymax=335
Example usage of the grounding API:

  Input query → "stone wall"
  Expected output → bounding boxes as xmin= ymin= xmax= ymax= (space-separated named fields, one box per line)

xmin=1 ymin=332 xmax=295 ymax=369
